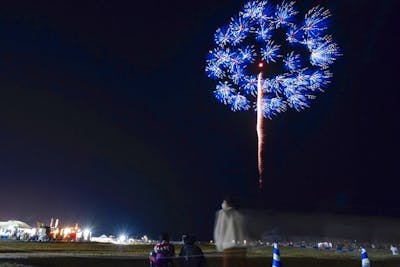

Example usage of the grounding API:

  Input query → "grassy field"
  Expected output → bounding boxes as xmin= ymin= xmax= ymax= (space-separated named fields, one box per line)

xmin=0 ymin=241 xmax=399 ymax=267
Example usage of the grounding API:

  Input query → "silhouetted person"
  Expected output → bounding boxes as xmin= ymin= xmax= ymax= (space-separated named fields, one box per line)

xmin=179 ymin=234 xmax=206 ymax=267
xmin=391 ymin=245 xmax=399 ymax=255
xmin=149 ymin=232 xmax=175 ymax=267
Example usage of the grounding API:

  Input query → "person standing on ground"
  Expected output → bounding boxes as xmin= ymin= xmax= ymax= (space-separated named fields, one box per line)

xmin=214 ymin=197 xmax=248 ymax=267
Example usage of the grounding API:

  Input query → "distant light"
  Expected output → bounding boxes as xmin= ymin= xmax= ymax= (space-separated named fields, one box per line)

xmin=258 ymin=62 xmax=264 ymax=68
xmin=118 ymin=234 xmax=127 ymax=243
xmin=83 ymin=228 xmax=91 ymax=241
xmin=64 ymin=227 xmax=71 ymax=236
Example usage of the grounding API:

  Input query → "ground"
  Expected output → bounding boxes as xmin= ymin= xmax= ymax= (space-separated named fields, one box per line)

xmin=0 ymin=241 xmax=399 ymax=266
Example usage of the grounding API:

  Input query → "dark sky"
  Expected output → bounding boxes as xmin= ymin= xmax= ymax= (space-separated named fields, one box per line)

xmin=0 ymin=0 xmax=399 ymax=239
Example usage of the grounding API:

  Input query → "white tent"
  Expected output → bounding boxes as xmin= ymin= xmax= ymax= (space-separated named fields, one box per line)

xmin=0 ymin=220 xmax=31 ymax=230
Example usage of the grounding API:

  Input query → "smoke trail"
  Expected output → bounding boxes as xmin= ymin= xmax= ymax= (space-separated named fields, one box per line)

xmin=256 ymin=71 xmax=264 ymax=189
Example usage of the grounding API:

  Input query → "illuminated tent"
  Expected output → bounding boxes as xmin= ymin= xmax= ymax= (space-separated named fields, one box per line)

xmin=0 ymin=220 xmax=31 ymax=230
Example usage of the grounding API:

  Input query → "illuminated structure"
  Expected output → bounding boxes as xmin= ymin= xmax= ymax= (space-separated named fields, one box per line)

xmin=206 ymin=0 xmax=340 ymax=187
xmin=0 ymin=218 xmax=89 ymax=242
xmin=0 ymin=220 xmax=31 ymax=239
xmin=48 ymin=217 xmax=91 ymax=242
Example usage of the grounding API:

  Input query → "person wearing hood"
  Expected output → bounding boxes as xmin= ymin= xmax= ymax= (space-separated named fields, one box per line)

xmin=214 ymin=197 xmax=249 ymax=267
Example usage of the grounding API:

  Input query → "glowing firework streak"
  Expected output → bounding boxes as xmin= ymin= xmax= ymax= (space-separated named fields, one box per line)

xmin=256 ymin=69 xmax=264 ymax=189
xmin=206 ymin=0 xmax=340 ymax=188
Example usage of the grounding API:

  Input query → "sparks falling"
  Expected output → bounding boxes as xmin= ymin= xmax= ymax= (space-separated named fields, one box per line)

xmin=205 ymin=0 xmax=340 ymax=188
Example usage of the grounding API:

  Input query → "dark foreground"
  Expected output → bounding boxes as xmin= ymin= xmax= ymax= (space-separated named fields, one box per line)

xmin=0 ymin=241 xmax=399 ymax=267
xmin=1 ymin=256 xmax=400 ymax=267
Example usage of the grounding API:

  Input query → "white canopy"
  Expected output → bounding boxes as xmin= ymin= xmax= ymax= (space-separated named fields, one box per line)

xmin=0 ymin=220 xmax=31 ymax=229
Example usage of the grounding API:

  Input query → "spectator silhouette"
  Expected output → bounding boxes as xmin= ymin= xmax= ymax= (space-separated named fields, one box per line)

xmin=179 ymin=234 xmax=207 ymax=267
xmin=149 ymin=232 xmax=175 ymax=267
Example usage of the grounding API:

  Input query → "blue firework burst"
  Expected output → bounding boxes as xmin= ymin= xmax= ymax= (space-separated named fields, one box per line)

xmin=255 ymin=22 xmax=272 ymax=42
xmin=229 ymin=16 xmax=252 ymax=45
xmin=273 ymin=1 xmax=298 ymax=28
xmin=261 ymin=40 xmax=281 ymax=63
xmin=286 ymin=26 xmax=303 ymax=44
xmin=214 ymin=82 xmax=235 ymax=104
xmin=238 ymin=45 xmax=256 ymax=63
xmin=214 ymin=26 xmax=232 ymax=47
xmin=261 ymin=97 xmax=287 ymax=118
xmin=242 ymin=75 xmax=258 ymax=95
xmin=241 ymin=1 xmax=267 ymax=20
xmin=230 ymin=94 xmax=251 ymax=111
xmin=303 ymin=6 xmax=331 ymax=37
xmin=206 ymin=0 xmax=340 ymax=119
xmin=283 ymin=51 xmax=302 ymax=71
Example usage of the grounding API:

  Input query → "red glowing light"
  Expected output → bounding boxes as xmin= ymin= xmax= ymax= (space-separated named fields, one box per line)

xmin=258 ymin=62 xmax=264 ymax=68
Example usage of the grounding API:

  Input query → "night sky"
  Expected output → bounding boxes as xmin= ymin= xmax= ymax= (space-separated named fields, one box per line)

xmin=0 ymin=0 xmax=399 ymax=240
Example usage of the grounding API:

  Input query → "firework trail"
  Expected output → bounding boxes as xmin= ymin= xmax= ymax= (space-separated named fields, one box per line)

xmin=257 ymin=71 xmax=264 ymax=188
